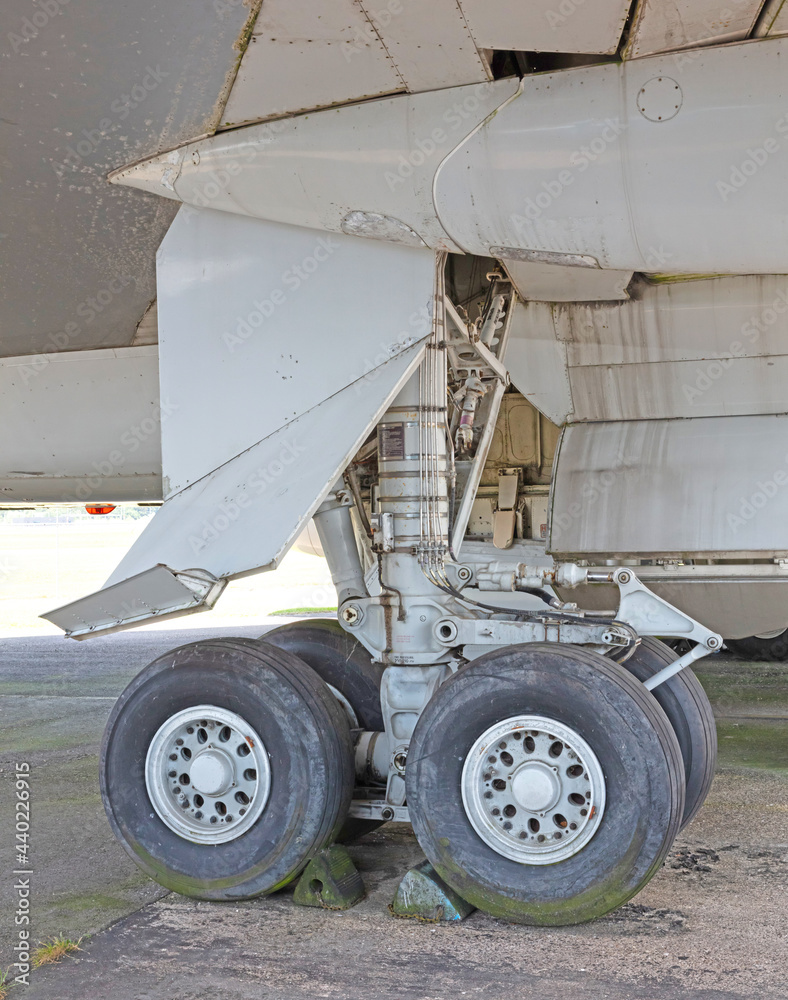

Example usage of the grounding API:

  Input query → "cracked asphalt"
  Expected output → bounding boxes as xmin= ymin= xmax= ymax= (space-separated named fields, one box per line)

xmin=0 ymin=626 xmax=786 ymax=1000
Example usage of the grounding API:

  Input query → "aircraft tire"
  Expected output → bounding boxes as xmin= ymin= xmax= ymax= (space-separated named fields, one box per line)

xmin=406 ymin=643 xmax=685 ymax=925
xmin=622 ymin=637 xmax=717 ymax=830
xmin=260 ymin=618 xmax=386 ymax=842
xmin=725 ymin=630 xmax=788 ymax=662
xmin=100 ymin=637 xmax=354 ymax=899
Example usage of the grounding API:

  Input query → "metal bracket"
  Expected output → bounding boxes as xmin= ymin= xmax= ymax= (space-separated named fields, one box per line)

xmin=610 ymin=567 xmax=721 ymax=648
xmin=493 ymin=468 xmax=520 ymax=550
xmin=464 ymin=560 xmax=724 ymax=688
xmin=348 ymin=800 xmax=410 ymax=823
xmin=370 ymin=511 xmax=395 ymax=553
xmin=601 ymin=567 xmax=722 ymax=688
xmin=434 ymin=615 xmax=635 ymax=651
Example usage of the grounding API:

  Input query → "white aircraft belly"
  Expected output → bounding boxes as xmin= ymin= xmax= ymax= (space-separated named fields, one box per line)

xmin=113 ymin=36 xmax=788 ymax=277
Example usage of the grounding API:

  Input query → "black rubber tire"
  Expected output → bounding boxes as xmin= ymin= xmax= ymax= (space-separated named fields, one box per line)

xmin=261 ymin=619 xmax=384 ymax=729
xmin=725 ymin=630 xmax=788 ymax=662
xmin=100 ymin=637 xmax=355 ymax=900
xmin=623 ymin=637 xmax=717 ymax=830
xmin=261 ymin=618 xmax=385 ymax=842
xmin=406 ymin=643 xmax=685 ymax=926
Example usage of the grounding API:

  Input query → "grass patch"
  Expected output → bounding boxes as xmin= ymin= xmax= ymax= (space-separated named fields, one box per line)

xmin=270 ymin=607 xmax=336 ymax=616
xmin=716 ymin=718 xmax=788 ymax=772
xmin=32 ymin=934 xmax=82 ymax=967
xmin=0 ymin=968 xmax=11 ymax=999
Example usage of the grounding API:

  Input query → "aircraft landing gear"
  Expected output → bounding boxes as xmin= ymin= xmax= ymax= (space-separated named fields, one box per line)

xmin=98 ymin=297 xmax=721 ymax=923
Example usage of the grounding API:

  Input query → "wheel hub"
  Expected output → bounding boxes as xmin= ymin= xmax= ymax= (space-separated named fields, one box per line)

xmin=145 ymin=705 xmax=271 ymax=845
xmin=190 ymin=749 xmax=234 ymax=796
xmin=461 ymin=715 xmax=606 ymax=865
xmin=510 ymin=762 xmax=560 ymax=813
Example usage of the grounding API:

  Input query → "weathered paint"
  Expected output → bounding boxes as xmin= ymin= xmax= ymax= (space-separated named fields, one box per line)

xmin=624 ymin=0 xmax=764 ymax=58
xmin=507 ymin=275 xmax=788 ymax=424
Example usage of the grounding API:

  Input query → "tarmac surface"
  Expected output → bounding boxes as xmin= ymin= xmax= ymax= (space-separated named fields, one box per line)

xmin=0 ymin=625 xmax=786 ymax=1000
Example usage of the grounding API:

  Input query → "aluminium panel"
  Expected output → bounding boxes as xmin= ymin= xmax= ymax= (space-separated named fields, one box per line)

xmin=221 ymin=0 xmax=404 ymax=127
xmin=374 ymin=0 xmax=490 ymax=91
xmin=157 ymin=209 xmax=435 ymax=495
xmin=42 ymin=566 xmax=223 ymax=638
xmin=458 ymin=0 xmax=631 ymax=54
xmin=624 ymin=0 xmax=763 ymax=58
xmin=0 ymin=346 xmax=162 ymax=503
xmin=558 ymin=275 xmax=788 ymax=367
xmin=567 ymin=355 xmax=788 ymax=420
xmin=504 ymin=261 xmax=632 ymax=302
xmin=505 ymin=301 xmax=574 ymax=425
xmin=549 ymin=415 xmax=788 ymax=557
xmin=768 ymin=4 xmax=788 ymax=33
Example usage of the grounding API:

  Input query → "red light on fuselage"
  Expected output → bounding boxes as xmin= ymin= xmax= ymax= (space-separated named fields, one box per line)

xmin=86 ymin=504 xmax=116 ymax=515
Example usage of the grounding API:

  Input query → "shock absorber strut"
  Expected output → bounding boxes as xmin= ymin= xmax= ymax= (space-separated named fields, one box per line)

xmin=372 ymin=254 xmax=455 ymax=651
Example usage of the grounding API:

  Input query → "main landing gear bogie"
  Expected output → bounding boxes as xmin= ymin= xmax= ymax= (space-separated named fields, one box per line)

xmin=100 ymin=630 xmax=712 ymax=923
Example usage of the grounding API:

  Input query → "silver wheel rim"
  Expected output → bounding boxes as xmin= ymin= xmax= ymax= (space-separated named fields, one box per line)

xmin=325 ymin=684 xmax=358 ymax=729
xmin=461 ymin=715 xmax=606 ymax=865
xmin=145 ymin=705 xmax=271 ymax=845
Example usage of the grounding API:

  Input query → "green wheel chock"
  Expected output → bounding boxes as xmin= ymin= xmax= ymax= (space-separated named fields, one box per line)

xmin=293 ymin=844 xmax=365 ymax=910
xmin=390 ymin=860 xmax=476 ymax=922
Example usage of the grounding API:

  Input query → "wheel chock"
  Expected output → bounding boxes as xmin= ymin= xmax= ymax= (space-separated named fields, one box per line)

xmin=390 ymin=860 xmax=475 ymax=922
xmin=293 ymin=845 xmax=366 ymax=910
